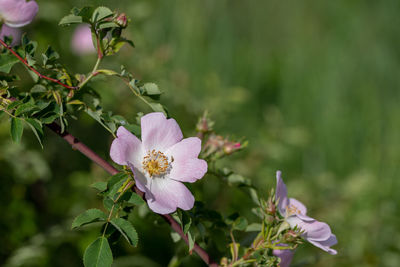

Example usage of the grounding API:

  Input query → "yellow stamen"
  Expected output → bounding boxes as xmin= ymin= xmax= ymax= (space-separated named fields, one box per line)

xmin=142 ymin=150 xmax=170 ymax=177
xmin=286 ymin=204 xmax=301 ymax=216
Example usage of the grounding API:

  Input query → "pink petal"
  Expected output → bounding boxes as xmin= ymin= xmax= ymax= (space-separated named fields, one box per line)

xmin=273 ymin=246 xmax=295 ymax=267
xmin=166 ymin=137 xmax=208 ymax=183
xmin=165 ymin=137 xmax=202 ymax=160
xmin=128 ymin=163 xmax=150 ymax=196
xmin=308 ymin=234 xmax=338 ymax=255
xmin=0 ymin=0 xmax=38 ymax=27
xmin=141 ymin=112 xmax=183 ymax=152
xmin=295 ymin=212 xmax=317 ymax=222
xmin=288 ymin=198 xmax=307 ymax=215
xmin=276 ymin=170 xmax=289 ymax=216
xmin=110 ymin=126 xmax=144 ymax=167
xmin=169 ymin=158 xmax=207 ymax=183
xmin=146 ymin=178 xmax=194 ymax=214
xmin=0 ymin=24 xmax=21 ymax=46
xmin=287 ymin=217 xmax=332 ymax=242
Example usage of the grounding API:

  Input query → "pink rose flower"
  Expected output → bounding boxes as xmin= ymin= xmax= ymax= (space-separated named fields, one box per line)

xmin=0 ymin=24 xmax=21 ymax=46
xmin=0 ymin=0 xmax=38 ymax=28
xmin=275 ymin=171 xmax=338 ymax=255
xmin=110 ymin=112 xmax=208 ymax=214
xmin=71 ymin=24 xmax=95 ymax=55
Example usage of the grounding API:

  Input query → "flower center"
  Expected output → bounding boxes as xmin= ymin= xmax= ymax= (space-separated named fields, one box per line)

xmin=142 ymin=150 xmax=170 ymax=177
xmin=286 ymin=204 xmax=301 ymax=216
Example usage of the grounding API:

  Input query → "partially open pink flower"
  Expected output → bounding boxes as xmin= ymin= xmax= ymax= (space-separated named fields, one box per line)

xmin=0 ymin=24 xmax=21 ymax=46
xmin=0 ymin=0 xmax=38 ymax=28
xmin=110 ymin=112 xmax=208 ymax=214
xmin=71 ymin=24 xmax=95 ymax=55
xmin=276 ymin=171 xmax=338 ymax=255
xmin=273 ymin=245 xmax=295 ymax=267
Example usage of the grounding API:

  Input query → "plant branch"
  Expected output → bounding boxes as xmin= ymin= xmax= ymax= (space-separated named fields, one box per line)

xmin=120 ymin=77 xmax=155 ymax=110
xmin=0 ymin=39 xmax=78 ymax=90
xmin=46 ymin=122 xmax=218 ymax=267
xmin=77 ymin=56 xmax=102 ymax=89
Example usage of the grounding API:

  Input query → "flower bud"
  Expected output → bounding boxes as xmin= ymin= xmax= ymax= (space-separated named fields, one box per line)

xmin=196 ymin=111 xmax=214 ymax=133
xmin=283 ymin=230 xmax=298 ymax=243
xmin=203 ymin=134 xmax=224 ymax=155
xmin=115 ymin=13 xmax=128 ymax=28
xmin=264 ymin=197 xmax=276 ymax=216
xmin=223 ymin=142 xmax=241 ymax=155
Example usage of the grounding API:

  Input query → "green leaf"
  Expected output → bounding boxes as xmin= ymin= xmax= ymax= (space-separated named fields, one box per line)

xmin=71 ymin=209 xmax=107 ymax=229
xmin=25 ymin=118 xmax=43 ymax=148
xmin=6 ymin=100 xmax=22 ymax=110
xmin=106 ymin=37 xmax=134 ymax=55
xmin=42 ymin=46 xmax=60 ymax=65
xmin=107 ymin=172 xmax=128 ymax=186
xmin=245 ymin=223 xmax=262 ymax=232
xmin=10 ymin=117 xmax=23 ymax=143
xmin=143 ymin=83 xmax=161 ymax=96
xmin=188 ymin=231 xmax=195 ymax=252
xmin=126 ymin=192 xmax=145 ymax=206
xmin=77 ymin=7 xmax=95 ymax=22
xmin=91 ymin=181 xmax=107 ymax=192
xmin=15 ymin=102 xmax=37 ymax=116
xmin=173 ymin=210 xmax=192 ymax=235
xmin=110 ymin=218 xmax=138 ymax=247
xmin=30 ymin=84 xmax=47 ymax=93
xmin=83 ymin=237 xmax=112 ymax=267
xmin=0 ymin=54 xmax=19 ymax=73
xmin=96 ymin=69 xmax=119 ymax=76
xmin=182 ymin=215 xmax=192 ymax=235
xmin=86 ymin=108 xmax=115 ymax=135
xmin=232 ymin=217 xmax=248 ymax=231
xmin=92 ymin=6 xmax=113 ymax=23
xmin=59 ymin=14 xmax=82 ymax=26
xmin=98 ymin=21 xmax=119 ymax=29
xmin=123 ymin=124 xmax=141 ymax=136
xmin=103 ymin=197 xmax=114 ymax=212
xmin=106 ymin=173 xmax=130 ymax=198
xmin=148 ymin=102 xmax=167 ymax=115
xmin=170 ymin=231 xmax=181 ymax=243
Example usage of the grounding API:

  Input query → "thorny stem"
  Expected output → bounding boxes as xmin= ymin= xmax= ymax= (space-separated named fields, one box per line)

xmin=45 ymin=122 xmax=218 ymax=267
xmin=0 ymin=39 xmax=78 ymax=90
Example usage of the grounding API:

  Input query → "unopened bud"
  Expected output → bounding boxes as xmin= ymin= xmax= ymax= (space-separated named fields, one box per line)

xmin=223 ymin=142 xmax=241 ymax=155
xmin=196 ymin=117 xmax=209 ymax=133
xmin=265 ymin=198 xmax=276 ymax=216
xmin=283 ymin=230 xmax=298 ymax=243
xmin=196 ymin=112 xmax=214 ymax=134
xmin=115 ymin=13 xmax=128 ymax=28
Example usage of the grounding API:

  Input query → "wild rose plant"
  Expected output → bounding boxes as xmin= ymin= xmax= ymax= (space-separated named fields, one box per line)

xmin=0 ymin=2 xmax=338 ymax=267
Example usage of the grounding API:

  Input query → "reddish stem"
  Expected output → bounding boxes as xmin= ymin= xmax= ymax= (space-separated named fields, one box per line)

xmin=46 ymin=122 xmax=218 ymax=267
xmin=0 ymin=39 xmax=78 ymax=90
xmin=95 ymin=34 xmax=103 ymax=59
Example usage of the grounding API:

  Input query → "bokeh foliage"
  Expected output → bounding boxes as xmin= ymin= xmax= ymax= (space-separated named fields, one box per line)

xmin=1 ymin=0 xmax=399 ymax=266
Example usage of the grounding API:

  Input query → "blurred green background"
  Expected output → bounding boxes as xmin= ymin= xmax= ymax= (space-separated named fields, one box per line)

xmin=1 ymin=0 xmax=400 ymax=266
